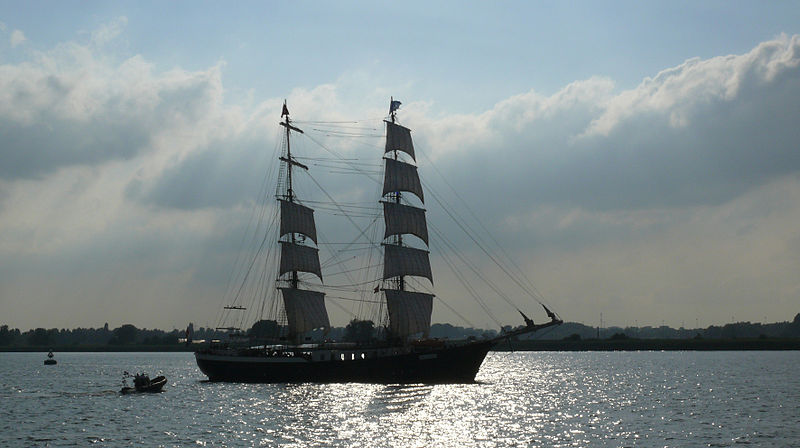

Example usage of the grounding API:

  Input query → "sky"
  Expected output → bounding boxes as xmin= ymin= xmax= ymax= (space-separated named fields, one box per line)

xmin=1 ymin=1 xmax=800 ymax=331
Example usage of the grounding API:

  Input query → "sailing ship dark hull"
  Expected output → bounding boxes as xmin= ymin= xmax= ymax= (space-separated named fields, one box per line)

xmin=195 ymin=340 xmax=493 ymax=383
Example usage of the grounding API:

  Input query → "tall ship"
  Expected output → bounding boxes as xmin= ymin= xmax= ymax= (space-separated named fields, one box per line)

xmin=194 ymin=99 xmax=562 ymax=383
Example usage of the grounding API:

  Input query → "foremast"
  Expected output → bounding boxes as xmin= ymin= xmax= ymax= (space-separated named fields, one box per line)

xmin=381 ymin=99 xmax=434 ymax=341
xmin=277 ymin=101 xmax=330 ymax=343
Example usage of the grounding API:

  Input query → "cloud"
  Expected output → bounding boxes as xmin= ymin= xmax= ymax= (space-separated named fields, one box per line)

xmin=127 ymin=135 xmax=271 ymax=210
xmin=91 ymin=16 xmax=127 ymax=47
xmin=0 ymin=42 xmax=227 ymax=180
xmin=2 ymin=27 xmax=800 ymax=330
xmin=10 ymin=29 xmax=25 ymax=47
xmin=125 ymin=80 xmax=391 ymax=211
xmin=412 ymin=34 xmax=800 ymax=220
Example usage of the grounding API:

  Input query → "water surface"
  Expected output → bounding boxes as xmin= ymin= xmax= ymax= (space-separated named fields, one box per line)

xmin=1 ymin=351 xmax=797 ymax=446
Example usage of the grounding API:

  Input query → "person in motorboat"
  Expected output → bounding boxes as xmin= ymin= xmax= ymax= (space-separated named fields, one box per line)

xmin=120 ymin=371 xmax=167 ymax=394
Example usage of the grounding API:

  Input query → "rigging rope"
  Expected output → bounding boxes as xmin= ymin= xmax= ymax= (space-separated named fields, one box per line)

xmin=420 ymin=150 xmax=554 ymax=310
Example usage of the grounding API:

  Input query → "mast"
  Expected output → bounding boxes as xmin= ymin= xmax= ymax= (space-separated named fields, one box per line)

xmin=381 ymin=98 xmax=434 ymax=340
xmin=277 ymin=101 xmax=329 ymax=342
xmin=285 ymin=103 xmax=297 ymax=289
xmin=391 ymin=97 xmax=404 ymax=292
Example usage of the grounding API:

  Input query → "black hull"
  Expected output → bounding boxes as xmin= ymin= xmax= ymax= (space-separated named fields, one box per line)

xmin=195 ymin=341 xmax=493 ymax=383
xmin=140 ymin=376 xmax=167 ymax=392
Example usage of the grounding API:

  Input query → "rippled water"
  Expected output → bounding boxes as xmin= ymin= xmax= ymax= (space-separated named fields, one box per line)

xmin=1 ymin=351 xmax=797 ymax=447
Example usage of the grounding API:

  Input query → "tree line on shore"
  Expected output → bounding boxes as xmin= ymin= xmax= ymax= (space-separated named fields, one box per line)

xmin=2 ymin=313 xmax=798 ymax=348
xmin=0 ymin=323 xmax=224 ymax=347
xmin=510 ymin=312 xmax=800 ymax=341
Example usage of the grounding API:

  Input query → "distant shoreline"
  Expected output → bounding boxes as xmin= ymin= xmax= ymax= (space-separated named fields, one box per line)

xmin=0 ymin=345 xmax=196 ymax=352
xmin=496 ymin=337 xmax=800 ymax=351
xmin=3 ymin=337 xmax=800 ymax=352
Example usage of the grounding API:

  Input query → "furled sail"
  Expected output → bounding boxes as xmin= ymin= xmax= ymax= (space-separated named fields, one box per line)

xmin=279 ymin=241 xmax=323 ymax=280
xmin=383 ymin=202 xmax=429 ymax=244
xmin=383 ymin=158 xmax=424 ymax=203
xmin=279 ymin=199 xmax=317 ymax=243
xmin=279 ymin=288 xmax=330 ymax=334
xmin=384 ymin=121 xmax=416 ymax=161
xmin=383 ymin=244 xmax=433 ymax=283
xmin=384 ymin=289 xmax=433 ymax=338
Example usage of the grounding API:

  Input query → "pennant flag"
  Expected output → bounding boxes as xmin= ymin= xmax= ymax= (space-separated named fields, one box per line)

xmin=390 ymin=100 xmax=402 ymax=113
xmin=281 ymin=102 xmax=289 ymax=117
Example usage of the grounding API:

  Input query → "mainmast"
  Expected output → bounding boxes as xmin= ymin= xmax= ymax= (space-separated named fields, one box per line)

xmin=381 ymin=98 xmax=434 ymax=340
xmin=277 ymin=101 xmax=329 ymax=341
xmin=390 ymin=97 xmax=404 ymax=292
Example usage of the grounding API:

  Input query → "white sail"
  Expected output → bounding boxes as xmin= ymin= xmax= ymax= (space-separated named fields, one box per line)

xmin=279 ymin=288 xmax=330 ymax=334
xmin=384 ymin=289 xmax=433 ymax=338
xmin=383 ymin=158 xmax=424 ymax=203
xmin=384 ymin=121 xmax=416 ymax=161
xmin=279 ymin=199 xmax=317 ymax=243
xmin=383 ymin=202 xmax=429 ymax=245
xmin=279 ymin=241 xmax=323 ymax=280
xmin=383 ymin=244 xmax=433 ymax=283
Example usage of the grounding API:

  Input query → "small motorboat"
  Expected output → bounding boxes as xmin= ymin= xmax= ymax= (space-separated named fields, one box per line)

xmin=120 ymin=372 xmax=167 ymax=394
xmin=44 ymin=350 xmax=57 ymax=365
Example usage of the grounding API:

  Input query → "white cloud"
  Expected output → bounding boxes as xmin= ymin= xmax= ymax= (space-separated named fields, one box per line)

xmin=0 ymin=40 xmax=230 ymax=180
xmin=10 ymin=29 xmax=25 ymax=47
xmin=583 ymin=34 xmax=800 ymax=138
xmin=91 ymin=16 xmax=127 ymax=47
